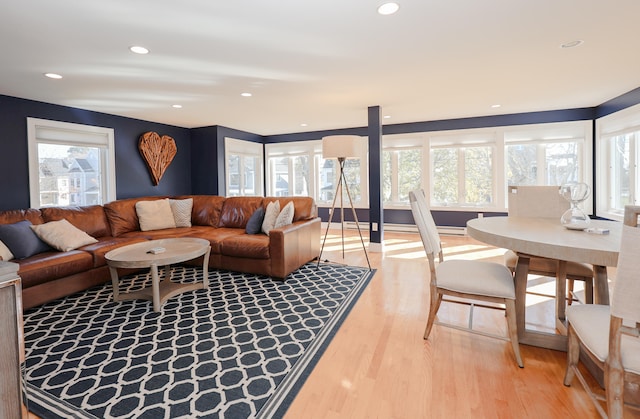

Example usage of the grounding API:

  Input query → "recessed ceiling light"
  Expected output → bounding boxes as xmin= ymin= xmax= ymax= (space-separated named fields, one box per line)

xmin=241 ymin=92 xmax=252 ymax=97
xmin=383 ymin=115 xmax=391 ymax=119
xmin=129 ymin=45 xmax=149 ymax=54
xmin=561 ymin=40 xmax=583 ymax=49
xmin=378 ymin=2 xmax=400 ymax=15
xmin=44 ymin=73 xmax=63 ymax=79
xmin=172 ymin=104 xmax=182 ymax=109
xmin=491 ymin=104 xmax=501 ymax=108
xmin=300 ymin=123 xmax=308 ymax=127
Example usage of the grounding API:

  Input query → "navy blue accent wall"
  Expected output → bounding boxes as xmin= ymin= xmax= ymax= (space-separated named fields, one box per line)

xmin=595 ymin=87 xmax=640 ymax=118
xmin=190 ymin=126 xmax=222 ymax=196
xmin=368 ymin=106 xmax=383 ymax=244
xmin=0 ymin=95 xmax=191 ymax=211
xmin=318 ymin=207 xmax=369 ymax=223
xmin=382 ymin=108 xmax=596 ymax=135
xmin=265 ymin=127 xmax=367 ymax=144
xmin=4 ymin=85 xmax=640 ymax=226
xmin=190 ymin=125 xmax=263 ymax=196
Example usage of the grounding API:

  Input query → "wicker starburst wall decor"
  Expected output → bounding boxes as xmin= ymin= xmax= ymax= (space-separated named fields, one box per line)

xmin=138 ymin=131 xmax=177 ymax=185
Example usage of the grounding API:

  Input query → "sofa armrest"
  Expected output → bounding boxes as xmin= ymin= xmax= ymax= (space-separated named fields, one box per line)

xmin=268 ymin=217 xmax=321 ymax=278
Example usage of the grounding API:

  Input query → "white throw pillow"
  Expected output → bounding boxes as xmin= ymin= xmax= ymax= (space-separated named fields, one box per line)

xmin=169 ymin=198 xmax=193 ymax=228
xmin=135 ymin=199 xmax=177 ymax=231
xmin=30 ymin=219 xmax=98 ymax=252
xmin=261 ymin=200 xmax=280 ymax=235
xmin=0 ymin=240 xmax=14 ymax=261
xmin=274 ymin=201 xmax=295 ymax=229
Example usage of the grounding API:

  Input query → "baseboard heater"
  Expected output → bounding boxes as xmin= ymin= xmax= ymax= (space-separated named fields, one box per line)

xmin=329 ymin=221 xmax=467 ymax=236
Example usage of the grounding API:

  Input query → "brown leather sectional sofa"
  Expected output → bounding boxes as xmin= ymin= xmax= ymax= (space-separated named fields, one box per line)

xmin=0 ymin=195 xmax=320 ymax=310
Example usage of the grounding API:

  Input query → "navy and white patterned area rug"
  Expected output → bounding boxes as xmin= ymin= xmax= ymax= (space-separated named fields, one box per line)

xmin=23 ymin=263 xmax=375 ymax=419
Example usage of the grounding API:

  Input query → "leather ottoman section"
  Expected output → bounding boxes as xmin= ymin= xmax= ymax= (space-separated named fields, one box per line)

xmin=104 ymin=196 xmax=167 ymax=237
xmin=186 ymin=227 xmax=246 ymax=254
xmin=22 ymin=266 xmax=111 ymax=310
xmin=79 ymin=237 xmax=148 ymax=267
xmin=41 ymin=205 xmax=112 ymax=237
xmin=220 ymin=256 xmax=271 ymax=277
xmin=218 ymin=197 xmax=264 ymax=228
xmin=178 ymin=195 xmax=226 ymax=227
xmin=17 ymin=250 xmax=95 ymax=289
xmin=220 ymin=234 xmax=270 ymax=259
xmin=0 ymin=208 xmax=44 ymax=225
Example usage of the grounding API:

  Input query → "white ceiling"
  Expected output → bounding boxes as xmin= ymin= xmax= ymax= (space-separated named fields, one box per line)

xmin=2 ymin=0 xmax=639 ymax=136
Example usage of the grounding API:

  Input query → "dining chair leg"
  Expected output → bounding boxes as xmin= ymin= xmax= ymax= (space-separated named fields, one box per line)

xmin=424 ymin=289 xmax=442 ymax=340
xmin=605 ymin=317 xmax=625 ymax=419
xmin=505 ymin=299 xmax=523 ymax=368
xmin=563 ymin=324 xmax=580 ymax=386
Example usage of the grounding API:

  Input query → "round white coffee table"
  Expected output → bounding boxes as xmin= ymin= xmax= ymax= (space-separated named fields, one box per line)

xmin=105 ymin=238 xmax=211 ymax=312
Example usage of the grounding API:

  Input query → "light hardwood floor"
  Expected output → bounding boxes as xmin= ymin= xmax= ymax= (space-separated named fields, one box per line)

xmin=285 ymin=230 xmax=638 ymax=419
xmin=28 ymin=231 xmax=638 ymax=418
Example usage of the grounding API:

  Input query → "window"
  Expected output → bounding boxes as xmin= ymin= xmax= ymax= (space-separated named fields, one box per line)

xmin=596 ymin=103 xmax=640 ymax=220
xmin=27 ymin=118 xmax=116 ymax=208
xmin=265 ymin=141 xmax=369 ymax=207
xmin=431 ymin=145 xmax=494 ymax=207
xmin=383 ymin=121 xmax=591 ymax=211
xmin=383 ymin=147 xmax=423 ymax=205
xmin=225 ymin=138 xmax=263 ymax=196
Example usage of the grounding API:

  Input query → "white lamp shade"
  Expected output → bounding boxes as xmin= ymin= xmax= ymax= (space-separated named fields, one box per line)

xmin=322 ymin=135 xmax=365 ymax=159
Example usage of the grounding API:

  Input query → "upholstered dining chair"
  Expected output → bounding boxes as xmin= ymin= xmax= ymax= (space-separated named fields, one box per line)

xmin=409 ymin=189 xmax=523 ymax=368
xmin=563 ymin=205 xmax=640 ymax=418
xmin=505 ymin=186 xmax=595 ymax=311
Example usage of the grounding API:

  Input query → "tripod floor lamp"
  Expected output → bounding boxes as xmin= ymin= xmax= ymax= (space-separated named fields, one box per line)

xmin=317 ymin=135 xmax=371 ymax=270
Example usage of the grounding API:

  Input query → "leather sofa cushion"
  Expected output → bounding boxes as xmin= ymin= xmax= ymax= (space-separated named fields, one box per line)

xmin=104 ymin=196 xmax=167 ymax=237
xmin=174 ymin=195 xmax=226 ymax=227
xmin=221 ymin=234 xmax=270 ymax=259
xmin=17 ymin=250 xmax=94 ymax=288
xmin=41 ymin=205 xmax=112 ymax=237
xmin=218 ymin=197 xmax=264 ymax=228
xmin=0 ymin=208 xmax=44 ymax=225
xmin=79 ymin=237 xmax=147 ymax=267
xmin=185 ymin=227 xmax=246 ymax=254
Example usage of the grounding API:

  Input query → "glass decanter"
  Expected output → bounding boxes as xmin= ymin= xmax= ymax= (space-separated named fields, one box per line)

xmin=560 ymin=182 xmax=591 ymax=230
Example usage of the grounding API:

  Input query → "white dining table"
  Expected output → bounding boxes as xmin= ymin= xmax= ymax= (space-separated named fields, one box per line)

xmin=466 ymin=216 xmax=622 ymax=351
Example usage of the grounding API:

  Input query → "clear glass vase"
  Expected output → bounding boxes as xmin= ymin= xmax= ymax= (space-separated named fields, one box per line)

xmin=560 ymin=182 xmax=591 ymax=230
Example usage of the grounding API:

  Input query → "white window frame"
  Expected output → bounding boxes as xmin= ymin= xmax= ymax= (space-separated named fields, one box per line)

xmin=265 ymin=140 xmax=369 ymax=207
xmin=382 ymin=134 xmax=429 ymax=209
xmin=224 ymin=137 xmax=264 ymax=197
xmin=27 ymin=117 xmax=116 ymax=208
xmin=427 ymin=128 xmax=500 ymax=211
xmin=596 ymin=103 xmax=640 ymax=221
xmin=382 ymin=121 xmax=591 ymax=212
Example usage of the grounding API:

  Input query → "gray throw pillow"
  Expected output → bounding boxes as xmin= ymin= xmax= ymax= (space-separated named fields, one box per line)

xmin=0 ymin=220 xmax=52 ymax=259
xmin=246 ymin=207 xmax=265 ymax=234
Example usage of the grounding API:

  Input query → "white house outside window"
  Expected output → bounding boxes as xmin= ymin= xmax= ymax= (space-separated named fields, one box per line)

xmin=265 ymin=140 xmax=369 ymax=207
xmin=225 ymin=138 xmax=263 ymax=197
xmin=27 ymin=118 xmax=116 ymax=208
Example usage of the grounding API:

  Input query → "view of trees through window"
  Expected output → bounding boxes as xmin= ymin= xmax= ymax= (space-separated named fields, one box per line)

xmin=431 ymin=146 xmax=493 ymax=207
xmin=608 ymin=133 xmax=632 ymax=211
xmin=256 ymin=121 xmax=591 ymax=211
xmin=506 ymin=142 xmax=580 ymax=186
xmin=382 ymin=148 xmax=422 ymax=205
